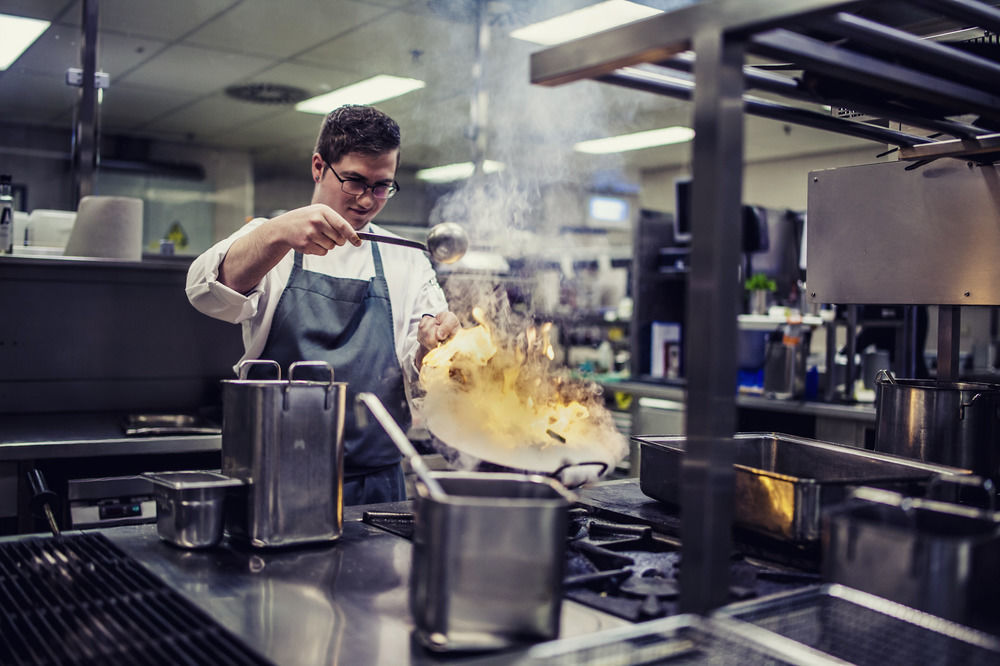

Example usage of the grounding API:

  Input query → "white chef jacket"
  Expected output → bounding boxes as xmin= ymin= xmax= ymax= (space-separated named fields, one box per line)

xmin=185 ymin=218 xmax=448 ymax=385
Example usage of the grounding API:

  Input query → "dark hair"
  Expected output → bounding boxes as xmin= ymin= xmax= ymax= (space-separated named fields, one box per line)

xmin=314 ymin=104 xmax=401 ymax=164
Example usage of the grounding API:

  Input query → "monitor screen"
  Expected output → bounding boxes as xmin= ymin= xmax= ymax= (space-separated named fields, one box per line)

xmin=673 ymin=178 xmax=692 ymax=243
xmin=588 ymin=195 xmax=630 ymax=227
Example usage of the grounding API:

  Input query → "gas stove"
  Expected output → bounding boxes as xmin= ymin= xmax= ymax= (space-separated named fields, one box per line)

xmin=362 ymin=479 xmax=821 ymax=624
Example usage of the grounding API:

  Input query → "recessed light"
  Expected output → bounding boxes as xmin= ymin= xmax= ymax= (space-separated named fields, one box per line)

xmin=574 ymin=126 xmax=695 ymax=154
xmin=510 ymin=1 xmax=662 ymax=46
xmin=0 ymin=14 xmax=50 ymax=70
xmin=416 ymin=161 xmax=505 ymax=183
xmin=295 ymin=75 xmax=425 ymax=114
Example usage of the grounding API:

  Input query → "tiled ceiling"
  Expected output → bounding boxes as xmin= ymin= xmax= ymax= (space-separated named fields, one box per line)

xmin=1 ymin=0 xmax=874 ymax=185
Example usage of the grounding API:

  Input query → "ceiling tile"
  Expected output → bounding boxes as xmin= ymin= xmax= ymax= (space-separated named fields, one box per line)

xmin=99 ymin=82 xmax=202 ymax=131
xmin=117 ymin=43 xmax=276 ymax=95
xmin=58 ymin=0 xmax=241 ymax=41
xmin=0 ymin=0 xmax=75 ymax=21
xmin=184 ymin=0 xmax=388 ymax=59
xmin=141 ymin=92 xmax=286 ymax=139
xmin=0 ymin=69 xmax=74 ymax=124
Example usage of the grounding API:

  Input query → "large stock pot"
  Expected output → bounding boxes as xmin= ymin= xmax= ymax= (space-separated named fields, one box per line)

xmin=874 ymin=376 xmax=1000 ymax=482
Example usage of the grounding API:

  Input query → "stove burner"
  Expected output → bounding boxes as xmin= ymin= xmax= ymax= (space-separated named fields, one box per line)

xmin=362 ymin=505 xmax=821 ymax=624
xmin=620 ymin=569 xmax=680 ymax=599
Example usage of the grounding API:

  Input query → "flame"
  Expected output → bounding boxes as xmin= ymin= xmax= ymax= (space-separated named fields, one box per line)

xmin=419 ymin=308 xmax=628 ymax=473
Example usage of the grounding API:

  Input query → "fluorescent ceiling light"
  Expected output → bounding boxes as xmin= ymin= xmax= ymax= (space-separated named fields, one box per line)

xmin=295 ymin=75 xmax=425 ymax=114
xmin=0 ymin=14 xmax=50 ymax=70
xmin=416 ymin=160 xmax=505 ymax=183
xmin=510 ymin=0 xmax=662 ymax=46
xmin=574 ymin=126 xmax=695 ymax=154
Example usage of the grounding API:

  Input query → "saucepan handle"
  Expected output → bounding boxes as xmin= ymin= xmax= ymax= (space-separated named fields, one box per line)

xmin=549 ymin=461 xmax=608 ymax=489
xmin=925 ymin=473 xmax=995 ymax=511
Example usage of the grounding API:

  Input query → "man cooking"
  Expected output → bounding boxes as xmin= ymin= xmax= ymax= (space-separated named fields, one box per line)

xmin=186 ymin=104 xmax=460 ymax=505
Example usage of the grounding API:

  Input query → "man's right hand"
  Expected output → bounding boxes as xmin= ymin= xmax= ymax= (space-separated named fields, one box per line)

xmin=218 ymin=204 xmax=360 ymax=294
xmin=268 ymin=204 xmax=362 ymax=255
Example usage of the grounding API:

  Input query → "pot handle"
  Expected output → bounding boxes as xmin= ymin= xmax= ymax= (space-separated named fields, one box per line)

xmin=237 ymin=359 xmax=281 ymax=380
xmin=550 ymin=461 xmax=608 ymax=489
xmin=959 ymin=392 xmax=982 ymax=420
xmin=289 ymin=360 xmax=335 ymax=385
xmin=926 ymin=474 xmax=995 ymax=511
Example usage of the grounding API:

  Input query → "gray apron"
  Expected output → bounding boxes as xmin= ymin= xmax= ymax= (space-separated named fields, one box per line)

xmin=257 ymin=244 xmax=408 ymax=505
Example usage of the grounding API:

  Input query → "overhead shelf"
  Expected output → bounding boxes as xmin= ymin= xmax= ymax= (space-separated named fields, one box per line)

xmin=531 ymin=0 xmax=1000 ymax=164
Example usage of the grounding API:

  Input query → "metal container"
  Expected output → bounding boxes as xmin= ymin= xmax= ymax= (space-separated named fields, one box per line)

xmin=717 ymin=584 xmax=1000 ymax=664
xmin=823 ymin=487 xmax=1000 ymax=629
xmin=637 ymin=432 xmax=973 ymax=541
xmin=875 ymin=377 xmax=1000 ymax=481
xmin=222 ymin=360 xmax=346 ymax=548
xmin=144 ymin=470 xmax=243 ymax=549
xmin=410 ymin=472 xmax=575 ymax=652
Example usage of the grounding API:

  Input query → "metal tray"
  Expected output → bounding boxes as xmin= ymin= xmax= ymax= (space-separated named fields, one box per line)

xmin=122 ymin=413 xmax=221 ymax=436
xmin=716 ymin=584 xmax=1000 ymax=666
xmin=520 ymin=612 xmax=845 ymax=665
xmin=636 ymin=432 xmax=972 ymax=541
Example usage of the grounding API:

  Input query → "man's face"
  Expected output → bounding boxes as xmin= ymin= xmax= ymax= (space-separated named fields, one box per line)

xmin=312 ymin=149 xmax=399 ymax=230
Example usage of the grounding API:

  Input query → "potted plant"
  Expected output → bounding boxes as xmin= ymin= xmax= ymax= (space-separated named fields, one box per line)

xmin=745 ymin=273 xmax=776 ymax=314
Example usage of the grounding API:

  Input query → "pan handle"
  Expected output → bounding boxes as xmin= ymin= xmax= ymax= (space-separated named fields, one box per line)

xmin=550 ymin=461 xmax=608 ymax=489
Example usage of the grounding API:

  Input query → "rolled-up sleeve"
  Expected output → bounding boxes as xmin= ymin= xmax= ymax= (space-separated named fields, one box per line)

xmin=185 ymin=221 xmax=266 ymax=324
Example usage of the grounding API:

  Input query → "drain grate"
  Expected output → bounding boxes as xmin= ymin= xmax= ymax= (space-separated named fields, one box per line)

xmin=0 ymin=532 xmax=271 ymax=665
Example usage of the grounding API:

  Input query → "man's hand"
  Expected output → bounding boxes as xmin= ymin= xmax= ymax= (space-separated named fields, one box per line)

xmin=268 ymin=204 xmax=361 ymax=256
xmin=416 ymin=311 xmax=460 ymax=366
xmin=219 ymin=204 xmax=359 ymax=293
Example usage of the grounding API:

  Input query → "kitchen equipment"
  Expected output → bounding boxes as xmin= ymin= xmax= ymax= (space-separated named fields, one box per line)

xmin=122 ymin=412 xmax=222 ymax=436
xmin=356 ymin=392 xmax=446 ymax=499
xmin=874 ymin=376 xmax=1000 ymax=482
xmin=222 ymin=359 xmax=346 ymax=548
xmin=26 ymin=468 xmax=60 ymax=536
xmin=717 ymin=584 xmax=1000 ymax=665
xmin=822 ymin=486 xmax=1000 ymax=630
xmin=762 ymin=325 xmax=806 ymax=399
xmin=409 ymin=471 xmax=575 ymax=652
xmin=636 ymin=432 xmax=973 ymax=542
xmin=0 ymin=533 xmax=271 ymax=664
xmin=143 ymin=470 xmax=242 ymax=548
xmin=861 ymin=349 xmax=891 ymax=389
xmin=357 ymin=221 xmax=468 ymax=264
xmin=523 ymin=613 xmax=845 ymax=665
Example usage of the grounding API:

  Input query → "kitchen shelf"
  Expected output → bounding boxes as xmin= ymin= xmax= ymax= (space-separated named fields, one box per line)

xmin=530 ymin=0 xmax=1000 ymax=615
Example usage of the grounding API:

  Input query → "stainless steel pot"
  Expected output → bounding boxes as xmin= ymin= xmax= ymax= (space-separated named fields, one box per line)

xmin=874 ymin=377 xmax=1000 ymax=481
xmin=222 ymin=360 xmax=347 ymax=548
xmin=410 ymin=471 xmax=575 ymax=652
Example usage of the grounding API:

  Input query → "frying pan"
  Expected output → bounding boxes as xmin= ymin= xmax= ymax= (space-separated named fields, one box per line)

xmin=420 ymin=406 xmax=625 ymax=488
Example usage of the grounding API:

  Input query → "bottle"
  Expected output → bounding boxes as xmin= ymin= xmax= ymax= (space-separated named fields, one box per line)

xmin=0 ymin=175 xmax=12 ymax=255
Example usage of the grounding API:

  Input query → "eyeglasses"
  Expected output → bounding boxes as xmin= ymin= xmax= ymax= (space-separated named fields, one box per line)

xmin=323 ymin=160 xmax=399 ymax=200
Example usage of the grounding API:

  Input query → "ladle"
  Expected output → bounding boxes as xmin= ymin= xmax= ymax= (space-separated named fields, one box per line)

xmin=356 ymin=392 xmax=447 ymax=500
xmin=357 ymin=221 xmax=469 ymax=264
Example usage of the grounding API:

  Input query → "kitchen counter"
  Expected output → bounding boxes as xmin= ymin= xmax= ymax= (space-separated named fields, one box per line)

xmin=0 ymin=412 xmax=221 ymax=460
xmin=92 ymin=502 xmax=628 ymax=666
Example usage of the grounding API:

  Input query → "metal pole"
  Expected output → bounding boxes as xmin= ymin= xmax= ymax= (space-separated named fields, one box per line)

xmin=72 ymin=0 xmax=100 ymax=203
xmin=937 ymin=305 xmax=962 ymax=381
xmin=679 ymin=24 xmax=743 ymax=614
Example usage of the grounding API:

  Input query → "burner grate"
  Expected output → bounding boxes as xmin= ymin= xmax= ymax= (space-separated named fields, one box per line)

xmin=0 ymin=533 xmax=271 ymax=666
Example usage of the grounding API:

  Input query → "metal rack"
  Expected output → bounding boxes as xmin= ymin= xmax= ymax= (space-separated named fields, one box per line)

xmin=530 ymin=0 xmax=1000 ymax=614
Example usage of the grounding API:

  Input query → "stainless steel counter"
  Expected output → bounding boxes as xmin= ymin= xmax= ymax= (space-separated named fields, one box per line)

xmin=0 ymin=413 xmax=221 ymax=460
xmin=99 ymin=504 xmax=628 ymax=666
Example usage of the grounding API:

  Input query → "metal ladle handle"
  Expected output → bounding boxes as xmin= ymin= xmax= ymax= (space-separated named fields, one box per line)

xmin=355 ymin=392 xmax=447 ymax=500
xmin=356 ymin=232 xmax=428 ymax=253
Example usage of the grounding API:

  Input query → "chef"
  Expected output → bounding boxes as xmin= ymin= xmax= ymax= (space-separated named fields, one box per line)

xmin=186 ymin=104 xmax=459 ymax=505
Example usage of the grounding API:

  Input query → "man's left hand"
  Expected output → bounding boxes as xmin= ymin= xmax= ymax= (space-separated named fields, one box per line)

xmin=417 ymin=312 xmax=460 ymax=364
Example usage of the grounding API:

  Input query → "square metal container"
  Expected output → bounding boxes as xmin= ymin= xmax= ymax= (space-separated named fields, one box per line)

xmin=823 ymin=487 xmax=1000 ymax=629
xmin=144 ymin=470 xmax=243 ymax=549
xmin=410 ymin=472 xmax=575 ymax=652
xmin=222 ymin=361 xmax=346 ymax=548
xmin=636 ymin=432 xmax=972 ymax=541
